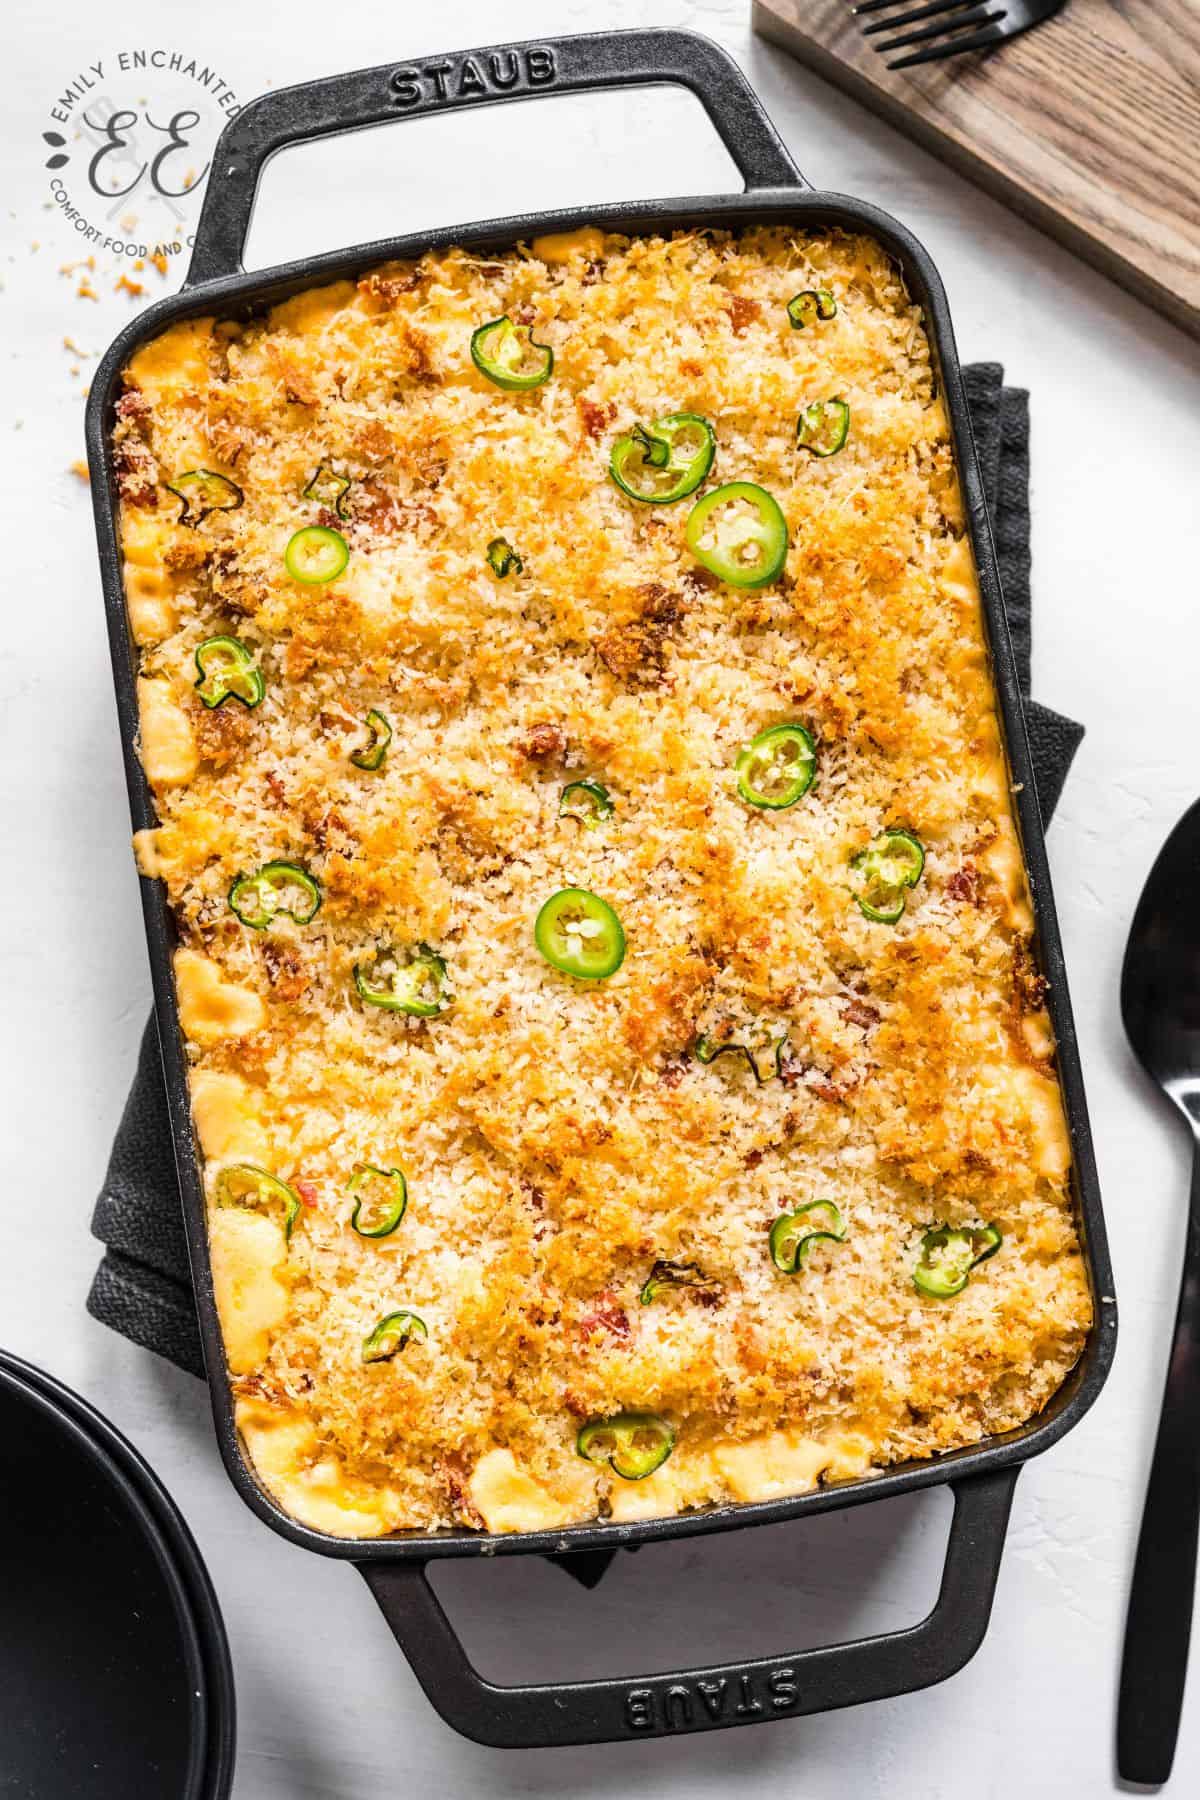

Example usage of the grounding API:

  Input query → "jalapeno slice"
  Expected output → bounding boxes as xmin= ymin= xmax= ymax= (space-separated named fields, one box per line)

xmin=851 ymin=828 xmax=926 ymax=924
xmin=736 ymin=723 xmax=816 ymax=810
xmin=470 ymin=316 xmax=554 ymax=391
xmin=284 ymin=525 xmax=349 ymax=584
xmin=685 ymin=482 xmax=788 ymax=589
xmin=193 ymin=634 xmax=264 ymax=710
xmin=694 ymin=1024 xmax=787 ymax=1085
xmin=913 ymin=1224 xmax=1002 ymax=1298
xmin=350 ymin=709 xmax=391 ymax=771
xmin=215 ymin=1163 xmax=302 ymax=1242
xmin=787 ymin=289 xmax=837 ymax=330
xmin=486 ymin=536 xmax=523 ymax=578
xmin=229 ymin=861 xmax=321 ymax=930
xmin=797 ymin=399 xmax=850 ymax=458
xmin=639 ymin=1260 xmax=707 ymax=1305
xmin=559 ymin=780 xmax=614 ymax=828
xmin=348 ymin=1165 xmax=409 ymax=1238
xmin=609 ymin=413 xmax=716 ymax=505
xmin=577 ymin=1412 xmax=675 ymax=1481
xmin=303 ymin=465 xmax=352 ymax=519
xmin=534 ymin=888 xmax=625 ymax=980
xmin=770 ymin=1201 xmax=847 ymax=1273
xmin=165 ymin=469 xmax=244 ymax=528
xmin=354 ymin=945 xmax=453 ymax=1017
xmin=363 ymin=1310 xmax=427 ymax=1362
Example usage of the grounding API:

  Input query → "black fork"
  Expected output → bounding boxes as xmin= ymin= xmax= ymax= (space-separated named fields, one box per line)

xmin=854 ymin=0 xmax=1069 ymax=71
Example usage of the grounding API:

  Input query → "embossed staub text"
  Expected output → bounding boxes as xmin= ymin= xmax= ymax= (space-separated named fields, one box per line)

xmin=623 ymin=1667 xmax=800 ymax=1733
xmin=390 ymin=47 xmax=557 ymax=110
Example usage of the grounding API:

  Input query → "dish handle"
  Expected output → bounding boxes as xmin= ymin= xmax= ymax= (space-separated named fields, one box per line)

xmin=187 ymin=29 xmax=806 ymax=286
xmin=358 ymin=1465 xmax=1018 ymax=1748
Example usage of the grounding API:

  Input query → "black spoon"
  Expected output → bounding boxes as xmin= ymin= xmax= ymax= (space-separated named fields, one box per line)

xmin=1118 ymin=797 xmax=1200 ymax=1784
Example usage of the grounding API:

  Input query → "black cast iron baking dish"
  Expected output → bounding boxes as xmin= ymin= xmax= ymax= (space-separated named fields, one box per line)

xmin=86 ymin=28 xmax=1117 ymax=1748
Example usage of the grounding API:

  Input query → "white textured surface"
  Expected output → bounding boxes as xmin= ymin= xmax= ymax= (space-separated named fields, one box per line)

xmin=3 ymin=1 xmax=1200 ymax=1793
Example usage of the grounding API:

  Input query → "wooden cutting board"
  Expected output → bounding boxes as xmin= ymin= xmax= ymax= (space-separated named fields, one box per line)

xmin=753 ymin=0 xmax=1200 ymax=340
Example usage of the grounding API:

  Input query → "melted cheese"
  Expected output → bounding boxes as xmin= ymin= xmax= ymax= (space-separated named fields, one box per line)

xmin=191 ymin=1069 xmax=270 ymax=1163
xmin=468 ymin=1448 xmax=588 ymax=1534
xmin=235 ymin=1398 xmax=396 ymax=1536
xmin=210 ymin=1210 xmax=289 ymax=1373
xmin=713 ymin=1430 xmax=834 ymax=1503
xmin=174 ymin=948 xmax=266 ymax=1043
xmin=531 ymin=227 xmax=606 ymax=265
xmin=137 ymin=678 xmax=197 ymax=786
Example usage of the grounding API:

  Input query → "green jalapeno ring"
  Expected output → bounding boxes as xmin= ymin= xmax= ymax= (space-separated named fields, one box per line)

xmin=685 ymin=481 xmax=789 ymax=589
xmin=576 ymin=1411 xmax=676 ymax=1481
xmin=769 ymin=1201 xmax=847 ymax=1274
xmin=354 ymin=945 xmax=453 ymax=1017
xmin=193 ymin=634 xmax=265 ymax=710
xmin=284 ymin=525 xmax=349 ymax=585
xmin=797 ymin=398 xmax=851 ymax=458
xmin=229 ymin=861 xmax=322 ymax=931
xmin=215 ymin=1164 xmax=303 ymax=1242
xmin=350 ymin=709 xmax=392 ymax=772
xmin=486 ymin=536 xmax=523 ymax=578
xmin=639 ymin=1260 xmax=707 ymax=1305
xmin=851 ymin=828 xmax=925 ymax=925
xmin=913 ymin=1224 xmax=1002 ymax=1298
xmin=694 ymin=1027 xmax=787 ymax=1086
xmin=303 ymin=465 xmax=353 ymax=519
xmin=609 ymin=412 xmax=716 ymax=505
xmin=787 ymin=289 xmax=837 ymax=330
xmin=559 ymin=780 xmax=615 ymax=829
xmin=166 ymin=469 xmax=244 ymax=528
xmin=534 ymin=888 xmax=626 ymax=980
xmin=362 ymin=1309 xmax=428 ymax=1363
xmin=348 ymin=1165 xmax=409 ymax=1239
xmin=470 ymin=316 xmax=554 ymax=391
xmin=736 ymin=723 xmax=817 ymax=810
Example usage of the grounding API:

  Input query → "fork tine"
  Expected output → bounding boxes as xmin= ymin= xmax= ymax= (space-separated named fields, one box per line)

xmin=888 ymin=19 xmax=1007 ymax=65
xmin=862 ymin=0 xmax=980 ymax=37
xmin=877 ymin=6 xmax=1002 ymax=52
xmin=853 ymin=0 xmax=917 ymax=15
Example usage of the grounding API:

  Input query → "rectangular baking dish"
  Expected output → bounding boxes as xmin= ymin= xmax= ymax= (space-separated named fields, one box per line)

xmin=86 ymin=28 xmax=1116 ymax=1748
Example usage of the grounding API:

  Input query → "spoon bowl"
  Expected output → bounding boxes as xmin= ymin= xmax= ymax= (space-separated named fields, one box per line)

xmin=1121 ymin=795 xmax=1200 ymax=1123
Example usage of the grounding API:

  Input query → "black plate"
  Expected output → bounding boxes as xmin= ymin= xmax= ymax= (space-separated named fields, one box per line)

xmin=0 ymin=1352 xmax=235 ymax=1795
xmin=84 ymin=28 xmax=1116 ymax=1745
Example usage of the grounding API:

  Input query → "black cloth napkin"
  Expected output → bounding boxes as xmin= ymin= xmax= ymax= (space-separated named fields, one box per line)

xmin=89 ymin=362 xmax=1086 ymax=1392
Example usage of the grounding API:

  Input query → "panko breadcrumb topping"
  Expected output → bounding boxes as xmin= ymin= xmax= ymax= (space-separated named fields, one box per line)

xmin=115 ymin=225 xmax=1090 ymax=1539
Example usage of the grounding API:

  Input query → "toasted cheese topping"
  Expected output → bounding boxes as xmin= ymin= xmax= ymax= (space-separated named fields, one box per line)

xmin=115 ymin=226 xmax=1090 ymax=1538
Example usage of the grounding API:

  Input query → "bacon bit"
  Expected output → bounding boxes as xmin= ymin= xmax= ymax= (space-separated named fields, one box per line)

xmin=1012 ymin=944 xmax=1049 ymax=1012
xmin=579 ymin=1292 xmax=631 ymax=1341
xmin=519 ymin=721 xmax=566 ymax=760
xmin=262 ymin=940 xmax=309 ymax=1003
xmin=579 ymin=397 xmax=615 ymax=439
xmin=520 ymin=1178 xmax=546 ymax=1212
xmin=694 ymin=1287 xmax=722 ymax=1310
xmin=263 ymin=769 xmax=287 ymax=807
xmin=659 ymin=1056 xmax=688 ymax=1090
xmin=582 ymin=259 xmax=605 ymax=286
xmin=512 ymin=302 xmax=537 ymax=326
xmin=726 ymin=293 xmax=762 ymax=335
xmin=115 ymin=274 xmax=144 ymax=298
xmin=113 ymin=441 xmax=157 ymax=508
xmin=561 ymin=1388 xmax=590 ymax=1420
xmin=946 ymin=864 xmax=981 ymax=906
xmin=294 ymin=1180 xmax=319 ymax=1207
xmin=314 ymin=505 xmax=343 ymax=532
xmin=685 ymin=566 xmax=718 ymax=594
xmin=744 ymin=1146 xmax=765 ymax=1169
xmin=309 ymin=806 xmax=351 ymax=854
xmin=358 ymin=267 xmax=421 ymax=304
xmin=115 ymin=386 xmax=151 ymax=423
xmin=841 ymin=997 xmax=880 ymax=1029
xmin=441 ymin=1455 xmax=485 ymax=1529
